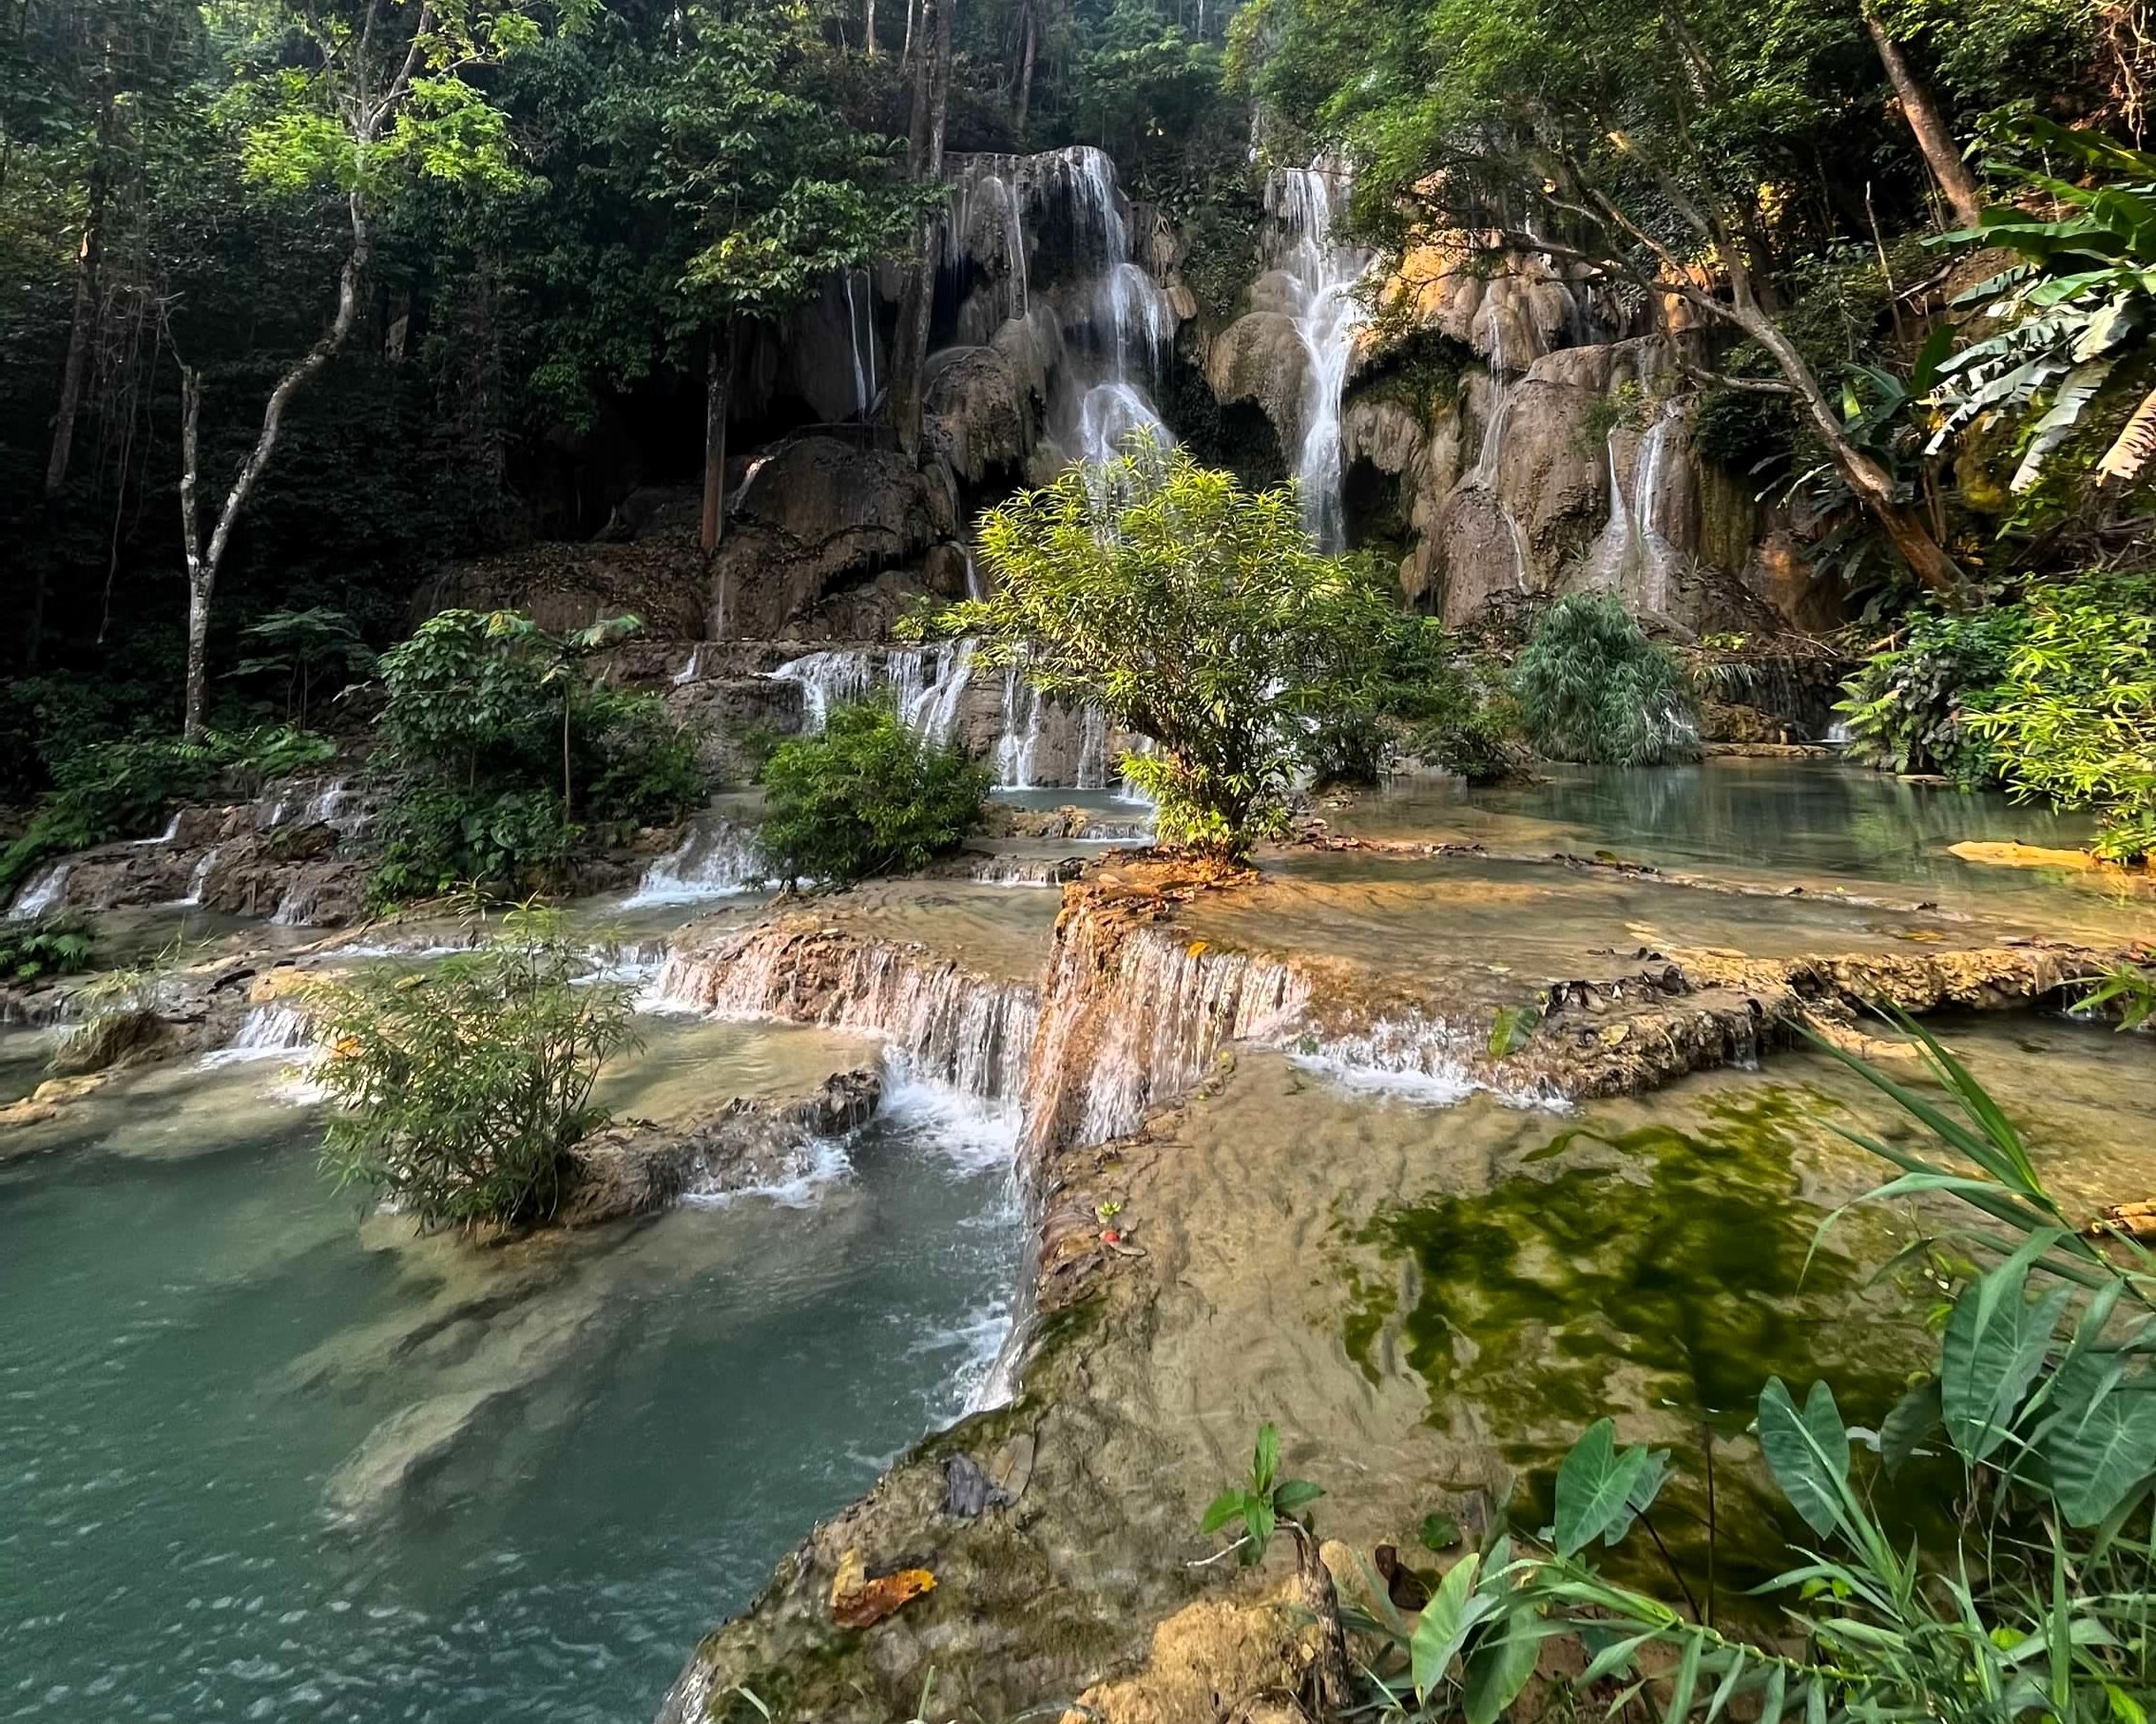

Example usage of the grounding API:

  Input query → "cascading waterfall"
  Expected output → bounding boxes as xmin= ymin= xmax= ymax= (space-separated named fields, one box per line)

xmin=1269 ymin=163 xmax=1370 ymax=551
xmin=672 ymin=643 xmax=707 ymax=685
xmin=1074 ymin=705 xmax=1110 ymax=791
xmin=8 ymin=862 xmax=70 ymax=921
xmin=842 ymin=269 xmax=878 ymax=420
xmin=170 ymin=848 xmax=221 ymax=910
xmin=1468 ymin=323 xmax=1532 ymax=590
xmin=650 ymin=927 xmax=1041 ymax=1104
xmin=202 ymin=1004 xmax=318 ymax=1064
xmin=995 ymin=668 xmax=1045 ymax=789
xmin=768 ymin=645 xmax=976 ymax=746
xmin=626 ymin=813 xmax=762 ymax=907
xmin=131 ymin=813 xmax=183 ymax=847
xmin=1585 ymin=400 xmax=1683 ymax=612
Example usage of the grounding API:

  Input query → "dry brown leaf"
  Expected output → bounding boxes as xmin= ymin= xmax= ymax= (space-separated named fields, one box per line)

xmin=829 ymin=1548 xmax=936 ymax=1629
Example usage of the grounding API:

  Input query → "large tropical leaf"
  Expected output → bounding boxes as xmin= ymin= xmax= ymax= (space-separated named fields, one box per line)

xmin=2097 ymin=387 xmax=2156 ymax=483
xmin=2045 ymin=1355 xmax=2156 ymax=1526
xmin=2012 ymin=358 xmax=2119 ymax=491
xmin=1463 ymin=1597 xmax=1549 ymax=1724
xmin=1412 ymin=1552 xmax=1492 ymax=1700
xmin=1550 ymin=1418 xmax=1651 ymax=1557
xmin=1759 ymin=1378 xmax=1851 ymax=1537
xmin=1941 ymin=1247 xmax=2073 ymax=1464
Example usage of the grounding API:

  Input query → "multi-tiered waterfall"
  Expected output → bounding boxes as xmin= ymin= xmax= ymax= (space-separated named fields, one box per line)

xmin=1268 ymin=163 xmax=1370 ymax=551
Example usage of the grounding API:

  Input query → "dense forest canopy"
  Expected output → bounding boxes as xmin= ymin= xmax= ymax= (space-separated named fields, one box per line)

xmin=3 ymin=0 xmax=2152 ymax=807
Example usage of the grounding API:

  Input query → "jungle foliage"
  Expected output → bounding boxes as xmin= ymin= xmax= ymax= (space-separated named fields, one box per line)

xmin=1512 ymin=594 xmax=1701 ymax=767
xmin=306 ymin=903 xmax=639 ymax=1231
xmin=755 ymin=700 xmax=991 ymax=889
xmin=365 ymin=609 xmax=702 ymax=906
xmin=0 ymin=913 xmax=100 ymax=985
xmin=919 ymin=445 xmax=1398 ymax=853
xmin=1212 ymin=1018 xmax=2156 ymax=1724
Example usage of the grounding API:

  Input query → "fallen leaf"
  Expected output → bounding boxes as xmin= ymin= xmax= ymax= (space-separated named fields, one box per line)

xmin=830 ymin=1548 xmax=936 ymax=1629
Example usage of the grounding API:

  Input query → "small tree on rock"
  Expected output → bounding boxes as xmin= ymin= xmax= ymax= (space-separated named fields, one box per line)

xmin=918 ymin=445 xmax=1396 ymax=855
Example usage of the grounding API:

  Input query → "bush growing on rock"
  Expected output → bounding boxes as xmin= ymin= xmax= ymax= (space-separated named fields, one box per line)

xmin=756 ymin=701 xmax=990 ymax=889
xmin=305 ymin=905 xmax=640 ymax=1232
xmin=917 ymin=444 xmax=1396 ymax=854
xmin=365 ymin=609 xmax=703 ymax=906
xmin=1513 ymin=593 xmax=1700 ymax=767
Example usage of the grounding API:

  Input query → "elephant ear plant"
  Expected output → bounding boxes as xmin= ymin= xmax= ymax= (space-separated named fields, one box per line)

xmin=1206 ymin=1014 xmax=2156 ymax=1722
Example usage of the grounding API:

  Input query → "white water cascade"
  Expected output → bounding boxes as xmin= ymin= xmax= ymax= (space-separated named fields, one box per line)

xmin=8 ymin=862 xmax=70 ymax=921
xmin=169 ymin=848 xmax=221 ymax=910
xmin=768 ymin=645 xmax=977 ymax=745
xmin=842 ymin=268 xmax=879 ymax=420
xmin=131 ymin=813 xmax=183 ymax=847
xmin=1468 ymin=322 xmax=1531 ymax=590
xmin=1585 ymin=401 xmax=1683 ymax=614
xmin=995 ymin=669 xmax=1045 ymax=789
xmin=626 ymin=812 xmax=762 ymax=907
xmin=1269 ymin=164 xmax=1371 ymax=550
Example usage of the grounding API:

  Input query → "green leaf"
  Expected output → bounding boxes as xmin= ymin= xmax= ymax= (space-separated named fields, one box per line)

xmin=1601 ymin=1447 xmax=1671 ymax=1547
xmin=1758 ymin=1379 xmax=1849 ymax=1538
xmin=1552 ymin=1419 xmax=1651 ymax=1557
xmin=1663 ymin=1630 xmax=1704 ymax=1724
xmin=1272 ymin=1479 xmax=1324 ymax=1515
xmin=1464 ymin=1599 xmax=1547 ymax=1724
xmin=1941 ymin=1254 xmax=2072 ymax=1463
xmin=1879 ymin=1376 xmax=1943 ymax=1479
xmin=1242 ymin=1497 xmax=1277 ymax=1561
xmin=1419 ymin=1511 xmax=1464 ymax=1551
xmin=1411 ymin=1552 xmax=1487 ymax=1701
xmin=2046 ymin=1356 xmax=2156 ymax=1526
xmin=1252 ymin=1422 xmax=1280 ymax=1495
xmin=1202 ymin=1489 xmax=1249 ymax=1535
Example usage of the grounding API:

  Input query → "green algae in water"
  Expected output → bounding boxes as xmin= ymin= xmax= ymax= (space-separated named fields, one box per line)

xmin=1344 ymin=1084 xmax=1930 ymax=1597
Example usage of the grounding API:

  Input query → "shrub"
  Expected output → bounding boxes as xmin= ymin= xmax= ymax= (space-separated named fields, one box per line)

xmin=1512 ymin=592 xmax=1700 ymax=765
xmin=1834 ymin=603 xmax=2031 ymax=778
xmin=365 ymin=609 xmax=703 ymax=906
xmin=757 ymin=700 xmax=990 ymax=889
xmin=1967 ymin=574 xmax=2156 ymax=861
xmin=304 ymin=905 xmax=641 ymax=1231
xmin=915 ymin=443 xmax=1397 ymax=854
xmin=1301 ymin=616 xmax=1529 ymax=788
xmin=1206 ymin=1019 xmax=2156 ymax=1723
xmin=0 ymin=913 xmax=98 ymax=984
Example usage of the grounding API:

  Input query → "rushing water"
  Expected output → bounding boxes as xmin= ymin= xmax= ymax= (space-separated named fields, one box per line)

xmin=1 ymin=1022 xmax=1024 ymax=1724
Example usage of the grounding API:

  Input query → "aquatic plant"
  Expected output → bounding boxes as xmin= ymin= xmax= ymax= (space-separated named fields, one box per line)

xmin=914 ymin=443 xmax=1398 ymax=854
xmin=756 ymin=700 xmax=990 ymax=889
xmin=1211 ymin=1019 xmax=2156 ymax=1722
xmin=305 ymin=904 xmax=642 ymax=1231
xmin=1511 ymin=593 xmax=1700 ymax=766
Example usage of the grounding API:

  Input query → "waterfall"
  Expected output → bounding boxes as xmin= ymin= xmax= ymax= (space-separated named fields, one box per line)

xmin=8 ymin=862 xmax=70 ymax=921
xmin=1467 ymin=323 xmax=1531 ymax=590
xmin=1270 ymin=163 xmax=1371 ymax=551
xmin=169 ymin=848 xmax=220 ymax=910
xmin=994 ymin=669 xmax=1044 ymax=790
xmin=963 ymin=548 xmax=989 ymax=602
xmin=626 ymin=813 xmax=762 ymax=907
xmin=842 ymin=269 xmax=879 ymax=420
xmin=650 ymin=925 xmax=1041 ymax=1103
xmin=1074 ymin=705 xmax=1110 ymax=791
xmin=204 ymin=1004 xmax=318 ymax=1063
xmin=767 ymin=649 xmax=876 ymax=731
xmin=1585 ymin=401 xmax=1682 ymax=612
xmin=672 ymin=643 xmax=707 ymax=685
xmin=131 ymin=813 xmax=182 ymax=847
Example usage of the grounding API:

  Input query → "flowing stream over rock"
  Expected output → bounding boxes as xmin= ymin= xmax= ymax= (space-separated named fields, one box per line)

xmin=1270 ymin=163 xmax=1370 ymax=550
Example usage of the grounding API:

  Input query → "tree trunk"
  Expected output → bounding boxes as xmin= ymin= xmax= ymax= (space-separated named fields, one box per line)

xmin=1015 ymin=0 xmax=1036 ymax=134
xmin=700 ymin=331 xmax=729 ymax=556
xmin=46 ymin=53 xmax=114 ymax=501
xmin=865 ymin=0 xmax=876 ymax=56
xmin=889 ymin=0 xmax=950 ymax=465
xmin=1732 ymin=297 xmax=1965 ymax=598
xmin=901 ymin=0 xmax=915 ymax=68
xmin=181 ymin=189 xmax=371 ymax=737
xmin=1862 ymin=7 xmax=1985 ymax=228
xmin=1293 ymin=1529 xmax=1348 ymax=1714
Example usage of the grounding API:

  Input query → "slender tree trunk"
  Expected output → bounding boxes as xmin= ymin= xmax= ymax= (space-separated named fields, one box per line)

xmin=1730 ymin=296 xmax=1964 ymax=597
xmin=46 ymin=57 xmax=114 ymax=501
xmin=900 ymin=0 xmax=915 ymax=68
xmin=181 ymin=189 xmax=371 ymax=737
xmin=1862 ymin=7 xmax=1985 ymax=228
xmin=889 ymin=0 xmax=950 ymax=465
xmin=703 ymin=325 xmax=737 ymax=638
xmin=1015 ymin=0 xmax=1037 ymax=135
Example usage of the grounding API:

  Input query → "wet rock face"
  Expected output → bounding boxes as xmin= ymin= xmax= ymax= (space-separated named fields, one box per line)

xmin=715 ymin=436 xmax=961 ymax=640
xmin=925 ymin=345 xmax=1037 ymax=487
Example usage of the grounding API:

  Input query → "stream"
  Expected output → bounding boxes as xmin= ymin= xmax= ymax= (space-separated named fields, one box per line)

xmin=7 ymin=758 xmax=2153 ymax=1723
xmin=1 ymin=1016 xmax=1024 ymax=1722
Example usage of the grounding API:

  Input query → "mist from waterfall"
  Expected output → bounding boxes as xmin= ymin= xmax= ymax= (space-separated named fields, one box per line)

xmin=1269 ymin=163 xmax=1370 ymax=551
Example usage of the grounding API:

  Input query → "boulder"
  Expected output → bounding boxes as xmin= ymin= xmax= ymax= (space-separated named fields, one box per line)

xmin=1204 ymin=312 xmax=1310 ymax=448
xmin=926 ymin=345 xmax=1034 ymax=486
xmin=714 ymin=436 xmax=961 ymax=638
